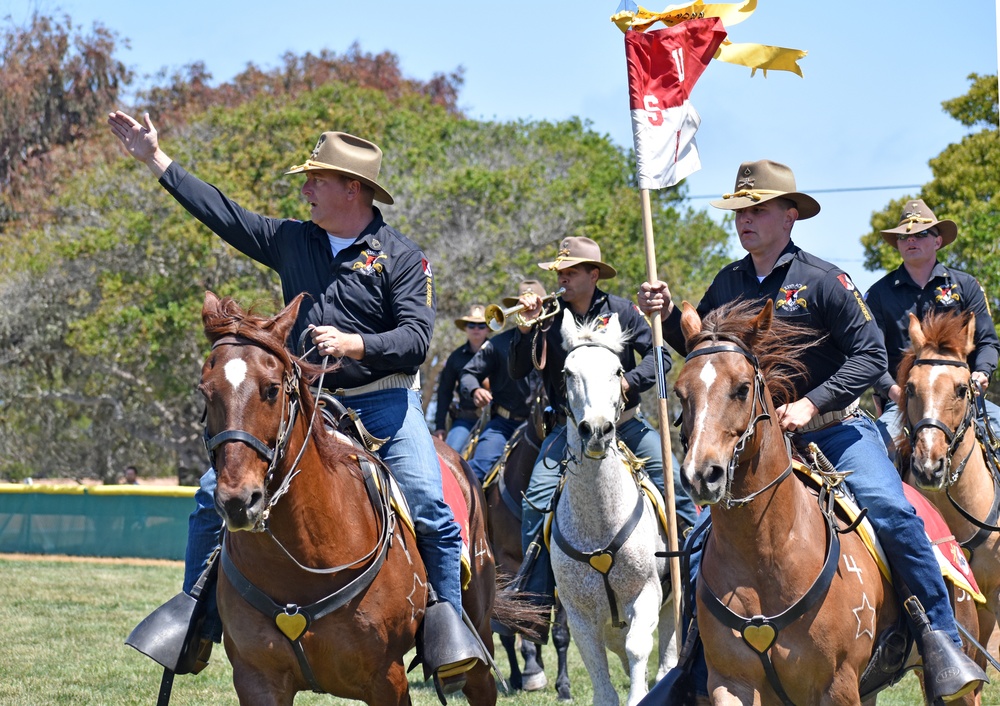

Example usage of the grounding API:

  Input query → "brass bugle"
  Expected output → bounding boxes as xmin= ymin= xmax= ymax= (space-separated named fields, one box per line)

xmin=484 ymin=287 xmax=565 ymax=331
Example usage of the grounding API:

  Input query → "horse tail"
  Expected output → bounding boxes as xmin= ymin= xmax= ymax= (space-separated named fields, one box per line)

xmin=491 ymin=573 xmax=551 ymax=644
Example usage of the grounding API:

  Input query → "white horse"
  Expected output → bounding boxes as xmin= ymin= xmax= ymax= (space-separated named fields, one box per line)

xmin=550 ymin=311 xmax=676 ymax=706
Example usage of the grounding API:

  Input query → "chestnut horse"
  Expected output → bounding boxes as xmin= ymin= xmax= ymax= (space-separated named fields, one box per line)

xmin=674 ymin=300 xmax=979 ymax=705
xmin=898 ymin=310 xmax=998 ymax=673
xmin=484 ymin=385 xmax=573 ymax=699
xmin=199 ymin=292 xmax=500 ymax=705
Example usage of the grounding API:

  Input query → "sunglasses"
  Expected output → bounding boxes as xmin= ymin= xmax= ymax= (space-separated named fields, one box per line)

xmin=896 ymin=230 xmax=937 ymax=242
xmin=466 ymin=322 xmax=488 ymax=330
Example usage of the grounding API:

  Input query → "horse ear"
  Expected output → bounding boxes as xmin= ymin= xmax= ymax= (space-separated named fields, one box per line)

xmin=753 ymin=300 xmax=774 ymax=332
xmin=560 ymin=309 xmax=577 ymax=351
xmin=604 ymin=312 xmax=622 ymax=340
xmin=267 ymin=293 xmax=304 ymax=346
xmin=202 ymin=291 xmax=222 ymax=326
xmin=908 ymin=312 xmax=926 ymax=352
xmin=961 ymin=311 xmax=976 ymax=357
xmin=679 ymin=301 xmax=701 ymax=344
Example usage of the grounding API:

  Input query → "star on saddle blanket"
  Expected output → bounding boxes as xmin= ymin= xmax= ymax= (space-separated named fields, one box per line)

xmin=383 ymin=454 xmax=473 ymax=590
xmin=794 ymin=463 xmax=984 ymax=604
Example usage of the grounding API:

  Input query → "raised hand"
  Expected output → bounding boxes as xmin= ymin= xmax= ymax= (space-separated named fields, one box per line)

xmin=106 ymin=110 xmax=172 ymax=177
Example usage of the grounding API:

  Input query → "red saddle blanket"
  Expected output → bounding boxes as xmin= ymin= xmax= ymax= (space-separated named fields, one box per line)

xmin=902 ymin=482 xmax=982 ymax=600
xmin=439 ymin=454 xmax=470 ymax=549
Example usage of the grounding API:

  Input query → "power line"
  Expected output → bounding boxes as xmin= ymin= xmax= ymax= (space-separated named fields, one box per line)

xmin=685 ymin=184 xmax=923 ymax=200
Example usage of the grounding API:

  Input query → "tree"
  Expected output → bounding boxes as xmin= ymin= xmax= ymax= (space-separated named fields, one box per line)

xmin=0 ymin=12 xmax=131 ymax=222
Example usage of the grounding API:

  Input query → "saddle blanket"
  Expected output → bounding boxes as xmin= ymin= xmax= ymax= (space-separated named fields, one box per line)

xmin=795 ymin=462 xmax=984 ymax=604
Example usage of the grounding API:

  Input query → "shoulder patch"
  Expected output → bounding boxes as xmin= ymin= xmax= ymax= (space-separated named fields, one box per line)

xmin=837 ymin=274 xmax=855 ymax=291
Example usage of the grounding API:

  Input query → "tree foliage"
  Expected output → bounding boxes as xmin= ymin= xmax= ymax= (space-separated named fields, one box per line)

xmin=0 ymin=13 xmax=730 ymax=482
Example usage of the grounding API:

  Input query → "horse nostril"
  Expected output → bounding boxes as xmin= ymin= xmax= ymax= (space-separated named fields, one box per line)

xmin=705 ymin=464 xmax=725 ymax=486
xmin=579 ymin=421 xmax=592 ymax=437
xmin=601 ymin=421 xmax=613 ymax=437
xmin=248 ymin=489 xmax=264 ymax=512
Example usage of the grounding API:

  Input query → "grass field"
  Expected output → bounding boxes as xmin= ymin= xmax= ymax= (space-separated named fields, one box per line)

xmin=1 ymin=555 xmax=997 ymax=705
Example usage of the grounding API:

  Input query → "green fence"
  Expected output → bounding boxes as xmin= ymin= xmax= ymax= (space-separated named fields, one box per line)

xmin=0 ymin=484 xmax=196 ymax=560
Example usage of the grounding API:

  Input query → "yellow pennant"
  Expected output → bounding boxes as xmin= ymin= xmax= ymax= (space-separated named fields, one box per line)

xmin=611 ymin=0 xmax=807 ymax=77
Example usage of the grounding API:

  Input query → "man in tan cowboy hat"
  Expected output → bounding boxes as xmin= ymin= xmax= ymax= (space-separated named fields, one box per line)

xmin=106 ymin=110 xmax=486 ymax=684
xmin=866 ymin=198 xmax=1000 ymax=442
xmin=510 ymin=236 xmax=697 ymax=612
xmin=459 ymin=281 xmax=546 ymax=482
xmin=432 ymin=303 xmax=490 ymax=451
xmin=638 ymin=160 xmax=986 ymax=701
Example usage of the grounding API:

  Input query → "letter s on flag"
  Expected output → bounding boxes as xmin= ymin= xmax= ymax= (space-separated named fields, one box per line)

xmin=625 ymin=18 xmax=727 ymax=189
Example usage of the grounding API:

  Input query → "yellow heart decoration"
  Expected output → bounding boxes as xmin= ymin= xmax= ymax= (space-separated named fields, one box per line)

xmin=589 ymin=553 xmax=613 ymax=574
xmin=275 ymin=612 xmax=308 ymax=640
xmin=742 ymin=623 xmax=777 ymax=653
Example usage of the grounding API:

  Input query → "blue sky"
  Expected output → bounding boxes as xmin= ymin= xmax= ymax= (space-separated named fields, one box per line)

xmin=4 ymin=0 xmax=997 ymax=292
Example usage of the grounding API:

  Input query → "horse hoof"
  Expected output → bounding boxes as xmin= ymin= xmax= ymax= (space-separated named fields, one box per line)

xmin=557 ymin=685 xmax=572 ymax=701
xmin=523 ymin=671 xmax=548 ymax=691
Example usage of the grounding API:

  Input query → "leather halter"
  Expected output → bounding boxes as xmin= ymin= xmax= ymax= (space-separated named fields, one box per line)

xmin=683 ymin=342 xmax=789 ymax=508
xmin=908 ymin=357 xmax=1000 ymax=548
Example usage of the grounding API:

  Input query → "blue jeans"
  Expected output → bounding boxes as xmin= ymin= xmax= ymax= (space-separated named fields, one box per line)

xmin=183 ymin=469 xmax=223 ymax=642
xmin=520 ymin=413 xmax=696 ymax=598
xmin=469 ymin=415 xmax=521 ymax=482
xmin=185 ymin=388 xmax=465 ymax=626
xmin=684 ymin=414 xmax=963 ymax=695
xmin=445 ymin=416 xmax=476 ymax=453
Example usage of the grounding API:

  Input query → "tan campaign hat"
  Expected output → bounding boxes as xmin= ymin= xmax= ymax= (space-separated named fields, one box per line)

xmin=454 ymin=303 xmax=488 ymax=331
xmin=537 ymin=236 xmax=617 ymax=280
xmin=710 ymin=159 xmax=820 ymax=220
xmin=502 ymin=279 xmax=548 ymax=308
xmin=285 ymin=131 xmax=394 ymax=204
xmin=880 ymin=199 xmax=957 ymax=248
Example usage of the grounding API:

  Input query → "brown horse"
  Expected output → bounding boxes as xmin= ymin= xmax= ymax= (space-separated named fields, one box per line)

xmin=898 ymin=309 xmax=999 ymax=674
xmin=199 ymin=291 xmax=501 ymax=705
xmin=674 ymin=300 xmax=979 ymax=705
xmin=483 ymin=386 xmax=573 ymax=700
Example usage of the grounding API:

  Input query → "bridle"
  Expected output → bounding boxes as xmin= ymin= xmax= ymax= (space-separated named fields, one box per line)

xmin=562 ymin=340 xmax=626 ymax=461
xmin=907 ymin=357 xmax=976 ymax=487
xmin=202 ymin=334 xmax=326 ymax=531
xmin=682 ymin=340 xmax=791 ymax=509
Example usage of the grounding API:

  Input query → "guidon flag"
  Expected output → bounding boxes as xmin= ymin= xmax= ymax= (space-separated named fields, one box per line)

xmin=625 ymin=17 xmax=727 ymax=189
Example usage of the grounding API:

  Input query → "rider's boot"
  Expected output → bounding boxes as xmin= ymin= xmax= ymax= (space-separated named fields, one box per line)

xmin=421 ymin=586 xmax=486 ymax=699
xmin=905 ymin=597 xmax=988 ymax=702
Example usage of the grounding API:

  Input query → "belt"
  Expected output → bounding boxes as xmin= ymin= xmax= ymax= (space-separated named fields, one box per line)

xmin=451 ymin=408 xmax=480 ymax=421
xmin=798 ymin=399 xmax=860 ymax=434
xmin=493 ymin=405 xmax=527 ymax=422
xmin=328 ymin=372 xmax=417 ymax=398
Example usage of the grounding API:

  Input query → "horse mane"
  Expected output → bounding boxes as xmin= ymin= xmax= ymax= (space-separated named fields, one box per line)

xmin=563 ymin=314 xmax=627 ymax=354
xmin=686 ymin=299 xmax=817 ymax=408
xmin=895 ymin=310 xmax=973 ymax=391
xmin=203 ymin=297 xmax=358 ymax=472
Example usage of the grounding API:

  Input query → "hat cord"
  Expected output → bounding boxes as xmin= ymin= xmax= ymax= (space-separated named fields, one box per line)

xmin=899 ymin=215 xmax=935 ymax=233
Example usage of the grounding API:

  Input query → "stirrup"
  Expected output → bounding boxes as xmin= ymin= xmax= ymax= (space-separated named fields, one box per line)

xmin=419 ymin=587 xmax=484 ymax=702
xmin=905 ymin=597 xmax=988 ymax=702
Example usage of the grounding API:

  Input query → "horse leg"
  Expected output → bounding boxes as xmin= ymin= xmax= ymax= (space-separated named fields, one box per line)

xmin=461 ymin=659 xmax=498 ymax=706
xmin=367 ymin=661 xmax=413 ymax=706
xmin=553 ymin=600 xmax=573 ymax=701
xmin=567 ymin=611 xmax=618 ymax=706
xmin=499 ymin=633 xmax=523 ymax=690
xmin=521 ymin=637 xmax=548 ymax=691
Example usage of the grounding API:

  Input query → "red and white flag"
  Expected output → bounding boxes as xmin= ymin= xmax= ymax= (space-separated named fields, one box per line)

xmin=626 ymin=18 xmax=727 ymax=189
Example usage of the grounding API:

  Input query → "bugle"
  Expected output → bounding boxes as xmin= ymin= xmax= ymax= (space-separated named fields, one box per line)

xmin=484 ymin=287 xmax=565 ymax=331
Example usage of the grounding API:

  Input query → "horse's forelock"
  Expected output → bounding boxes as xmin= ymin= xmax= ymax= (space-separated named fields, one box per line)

xmin=204 ymin=297 xmax=296 ymax=373
xmin=688 ymin=300 xmax=814 ymax=407
xmin=898 ymin=311 xmax=972 ymax=388
xmin=564 ymin=316 xmax=626 ymax=355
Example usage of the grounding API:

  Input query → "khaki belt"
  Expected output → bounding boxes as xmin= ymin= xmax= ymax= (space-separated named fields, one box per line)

xmin=329 ymin=372 xmax=417 ymax=398
xmin=798 ymin=399 xmax=860 ymax=434
xmin=493 ymin=405 xmax=527 ymax=422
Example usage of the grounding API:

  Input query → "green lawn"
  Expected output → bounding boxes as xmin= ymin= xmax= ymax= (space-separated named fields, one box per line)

xmin=0 ymin=556 xmax=993 ymax=705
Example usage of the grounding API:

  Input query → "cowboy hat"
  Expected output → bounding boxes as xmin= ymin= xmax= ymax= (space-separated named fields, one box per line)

xmin=537 ymin=237 xmax=617 ymax=280
xmin=502 ymin=280 xmax=548 ymax=308
xmin=285 ymin=131 xmax=394 ymax=204
xmin=880 ymin=199 xmax=957 ymax=248
xmin=454 ymin=304 xmax=488 ymax=331
xmin=710 ymin=160 xmax=820 ymax=220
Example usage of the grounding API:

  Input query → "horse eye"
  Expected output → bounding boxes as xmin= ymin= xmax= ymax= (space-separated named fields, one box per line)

xmin=956 ymin=384 xmax=969 ymax=399
xmin=905 ymin=382 xmax=916 ymax=399
xmin=265 ymin=383 xmax=280 ymax=402
xmin=734 ymin=382 xmax=751 ymax=401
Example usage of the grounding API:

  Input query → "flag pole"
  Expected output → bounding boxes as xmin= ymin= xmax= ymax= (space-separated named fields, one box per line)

xmin=639 ymin=187 xmax=684 ymax=648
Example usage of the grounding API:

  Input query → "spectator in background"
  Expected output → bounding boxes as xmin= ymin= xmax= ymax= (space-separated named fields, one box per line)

xmin=433 ymin=304 xmax=490 ymax=452
xmin=123 ymin=466 xmax=139 ymax=485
